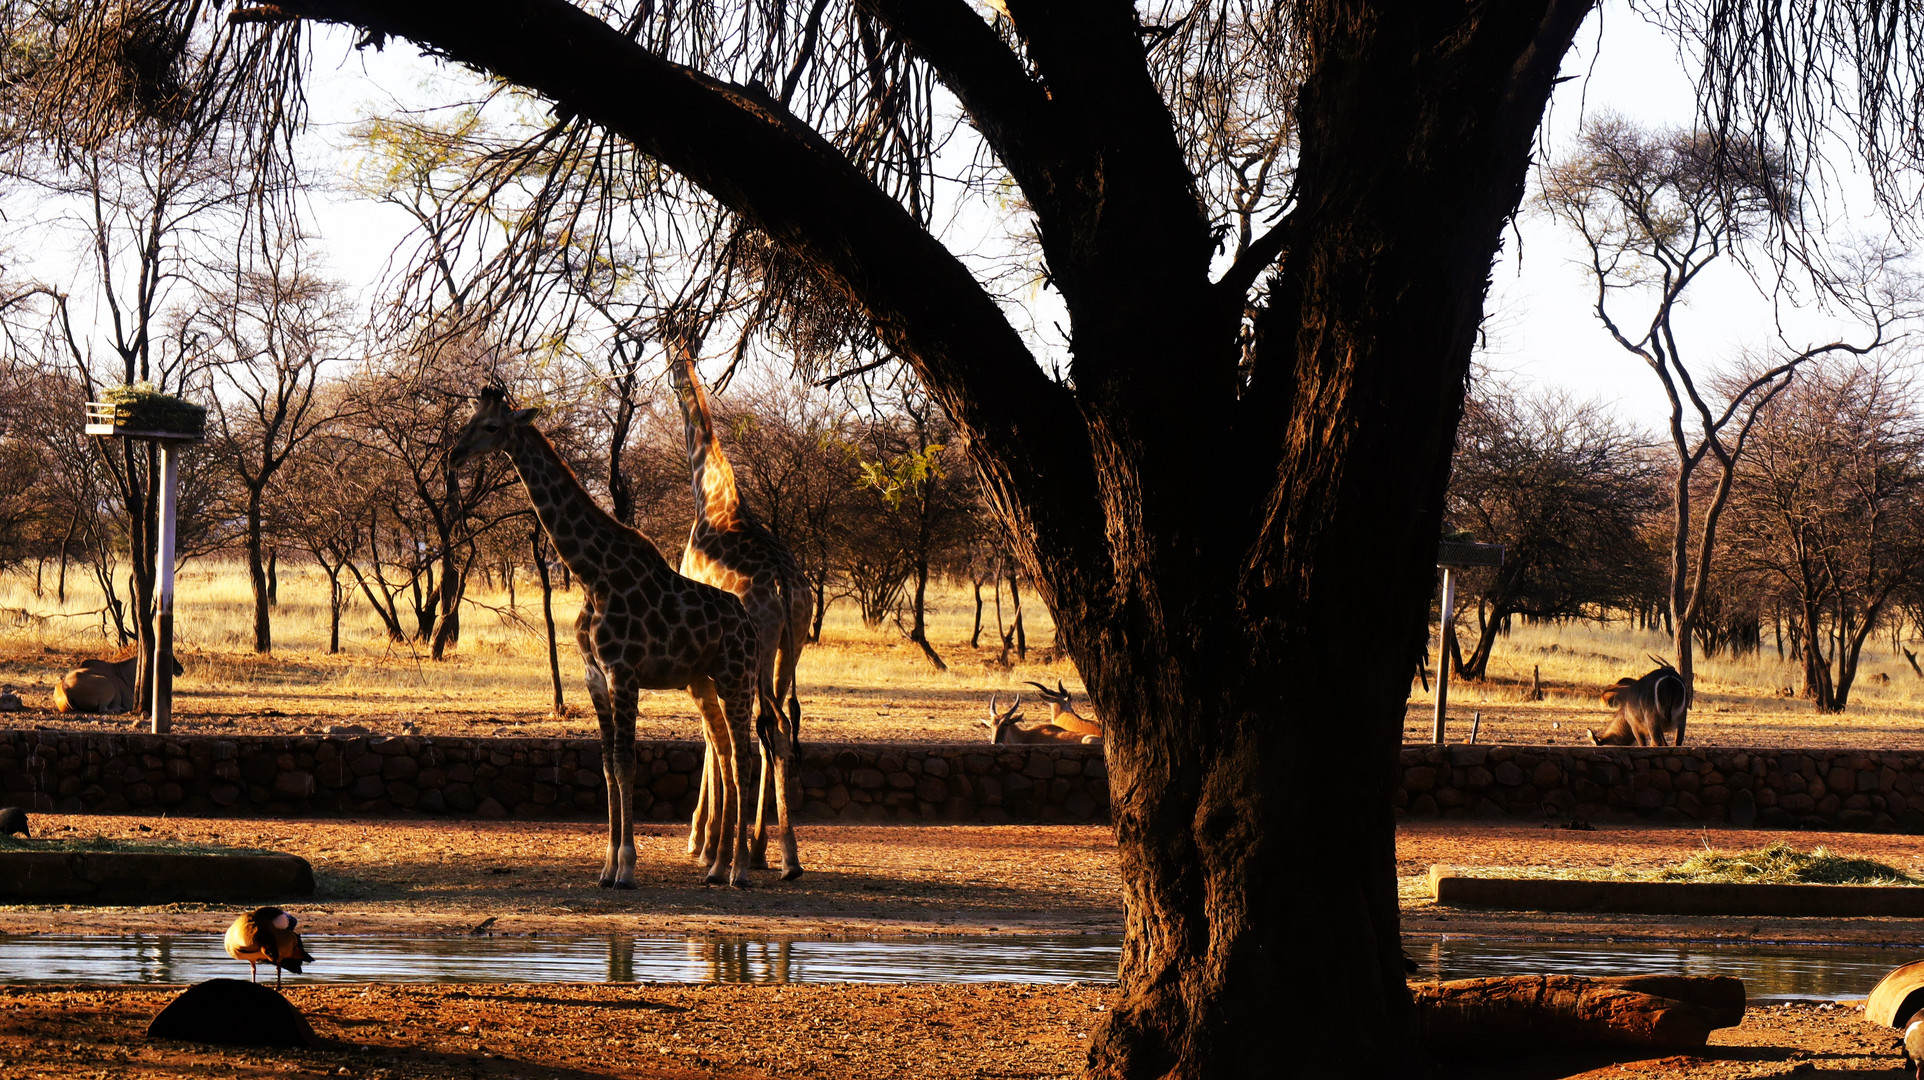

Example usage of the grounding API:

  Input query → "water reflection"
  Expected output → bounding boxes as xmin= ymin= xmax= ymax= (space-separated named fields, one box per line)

xmin=0 ymin=933 xmax=1121 ymax=987
xmin=1412 ymin=938 xmax=1919 ymax=1002
xmin=2 ymin=933 xmax=1913 ymax=1000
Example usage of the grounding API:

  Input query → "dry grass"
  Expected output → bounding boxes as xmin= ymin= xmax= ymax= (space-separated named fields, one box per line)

xmin=0 ymin=560 xmax=1074 ymax=742
xmin=1654 ymin=841 xmax=1918 ymax=886
xmin=1410 ymin=841 xmax=1920 ymax=900
xmin=6 ymin=562 xmax=1924 ymax=745
xmin=1408 ymin=618 xmax=1924 ymax=746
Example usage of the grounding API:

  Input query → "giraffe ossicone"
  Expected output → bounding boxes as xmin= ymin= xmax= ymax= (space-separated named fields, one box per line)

xmin=450 ymin=384 xmax=782 ymax=888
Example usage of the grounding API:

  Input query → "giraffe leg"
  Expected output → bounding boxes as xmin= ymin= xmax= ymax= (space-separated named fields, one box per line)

xmin=611 ymin=678 xmax=641 ymax=889
xmin=763 ymin=735 xmax=801 ymax=879
xmin=771 ymin=650 xmax=804 ymax=880
xmin=585 ymin=659 xmax=622 ymax=888
xmin=702 ymin=749 xmax=727 ymax=865
xmin=722 ymin=681 xmax=758 ymax=889
xmin=692 ymin=679 xmax=737 ymax=885
xmin=684 ymin=746 xmax=711 ymax=859
xmin=689 ymin=679 xmax=729 ymax=869
xmin=749 ymin=741 xmax=774 ymax=869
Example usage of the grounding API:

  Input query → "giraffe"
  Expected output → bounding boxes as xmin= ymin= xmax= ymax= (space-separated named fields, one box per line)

xmin=450 ymin=386 xmax=783 ymax=888
xmin=668 ymin=338 xmax=811 ymax=880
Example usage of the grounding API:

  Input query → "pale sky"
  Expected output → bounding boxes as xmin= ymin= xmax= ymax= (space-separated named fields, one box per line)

xmin=32 ymin=2 xmax=1918 ymax=436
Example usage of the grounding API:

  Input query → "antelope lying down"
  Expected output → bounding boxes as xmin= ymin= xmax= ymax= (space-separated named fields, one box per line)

xmin=54 ymin=654 xmax=184 ymax=714
xmin=1023 ymin=680 xmax=1102 ymax=736
xmin=1588 ymin=658 xmax=1687 ymax=747
xmin=980 ymin=694 xmax=1102 ymax=745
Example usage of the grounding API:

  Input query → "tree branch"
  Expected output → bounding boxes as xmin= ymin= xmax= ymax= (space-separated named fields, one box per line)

xmin=859 ymin=0 xmax=1079 ymax=226
xmin=268 ymin=0 xmax=1113 ymax=610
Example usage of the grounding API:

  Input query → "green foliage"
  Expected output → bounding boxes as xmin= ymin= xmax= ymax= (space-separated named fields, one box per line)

xmin=1656 ymin=841 xmax=1917 ymax=886
xmin=858 ymin=442 xmax=947 ymax=509
xmin=99 ymin=381 xmax=205 ymax=436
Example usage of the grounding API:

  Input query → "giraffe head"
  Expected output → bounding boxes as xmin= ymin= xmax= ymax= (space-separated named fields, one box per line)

xmin=450 ymin=386 xmax=538 ymax=466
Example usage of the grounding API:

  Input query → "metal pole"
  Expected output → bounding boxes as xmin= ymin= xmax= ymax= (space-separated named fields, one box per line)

xmin=1432 ymin=567 xmax=1455 ymax=745
xmin=151 ymin=442 xmax=178 ymax=735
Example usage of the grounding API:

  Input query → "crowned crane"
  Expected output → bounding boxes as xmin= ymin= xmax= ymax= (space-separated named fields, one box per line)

xmin=223 ymin=907 xmax=314 ymax=989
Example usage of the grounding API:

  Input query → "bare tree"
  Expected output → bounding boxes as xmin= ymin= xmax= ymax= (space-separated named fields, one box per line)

xmin=1539 ymin=117 xmax=1907 ymax=738
xmin=203 ymin=247 xmax=353 ymax=652
xmin=1446 ymin=382 xmax=1667 ymax=680
xmin=1723 ymin=360 xmax=1924 ymax=710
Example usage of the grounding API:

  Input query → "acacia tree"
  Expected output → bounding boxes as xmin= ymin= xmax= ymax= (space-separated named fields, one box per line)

xmin=1446 ymin=384 xmax=1666 ymax=680
xmin=203 ymin=249 xmax=352 ymax=653
xmin=1539 ymin=118 xmax=1907 ymax=735
xmin=1723 ymin=361 xmax=1924 ymax=711
xmin=31 ymin=0 xmax=1924 ymax=1072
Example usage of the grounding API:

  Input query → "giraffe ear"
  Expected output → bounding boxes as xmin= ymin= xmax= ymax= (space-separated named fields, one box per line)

xmin=511 ymin=407 xmax=540 ymax=425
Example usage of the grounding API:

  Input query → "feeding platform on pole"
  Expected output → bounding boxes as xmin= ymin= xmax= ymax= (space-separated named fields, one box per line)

xmin=84 ymin=389 xmax=207 ymax=443
xmin=82 ymin=385 xmax=204 ymax=736
xmin=1430 ymin=539 xmax=1505 ymax=746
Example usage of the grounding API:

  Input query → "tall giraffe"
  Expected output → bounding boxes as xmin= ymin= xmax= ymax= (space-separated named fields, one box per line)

xmin=669 ymin=339 xmax=811 ymax=880
xmin=450 ymin=387 xmax=782 ymax=888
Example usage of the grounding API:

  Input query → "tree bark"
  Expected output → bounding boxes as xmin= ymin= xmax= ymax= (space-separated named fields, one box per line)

xmin=1413 ymin=974 xmax=1745 ymax=1054
xmin=247 ymin=487 xmax=272 ymax=654
xmin=532 ymin=521 xmax=564 ymax=716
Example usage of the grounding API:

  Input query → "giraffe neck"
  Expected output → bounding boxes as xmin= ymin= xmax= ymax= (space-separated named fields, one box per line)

xmin=505 ymin=424 xmax=668 ymax=588
xmin=670 ymin=352 xmax=744 ymax=530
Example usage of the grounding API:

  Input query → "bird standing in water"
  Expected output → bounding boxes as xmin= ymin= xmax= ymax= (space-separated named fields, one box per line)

xmin=223 ymin=907 xmax=314 ymax=988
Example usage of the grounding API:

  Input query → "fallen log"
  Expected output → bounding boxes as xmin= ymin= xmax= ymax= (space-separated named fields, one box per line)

xmin=1412 ymin=974 xmax=1746 ymax=1055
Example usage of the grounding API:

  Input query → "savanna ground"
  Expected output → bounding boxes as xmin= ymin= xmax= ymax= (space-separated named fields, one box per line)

xmin=9 ymin=566 xmax=1924 ymax=1075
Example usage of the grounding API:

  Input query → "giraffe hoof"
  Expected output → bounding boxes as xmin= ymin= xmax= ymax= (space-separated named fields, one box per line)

xmin=613 ymin=880 xmax=637 ymax=891
xmin=704 ymin=872 xmax=727 ymax=886
xmin=597 ymin=877 xmax=615 ymax=888
xmin=781 ymin=866 xmax=804 ymax=881
xmin=731 ymin=877 xmax=752 ymax=890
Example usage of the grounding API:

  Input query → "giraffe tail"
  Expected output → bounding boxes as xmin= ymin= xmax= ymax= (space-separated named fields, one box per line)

xmin=773 ymin=574 xmax=801 ymax=758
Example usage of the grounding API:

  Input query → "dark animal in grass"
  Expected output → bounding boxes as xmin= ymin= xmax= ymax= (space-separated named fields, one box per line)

xmin=1589 ymin=659 xmax=1687 ymax=747
xmin=223 ymin=907 xmax=314 ymax=988
xmin=54 ymin=653 xmax=184 ymax=714
xmin=0 ymin=684 xmax=20 ymax=712
xmin=0 ymin=807 xmax=26 ymax=837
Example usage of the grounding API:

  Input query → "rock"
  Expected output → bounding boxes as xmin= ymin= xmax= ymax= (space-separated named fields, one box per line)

xmin=147 ymin=978 xmax=316 ymax=1048
xmin=1729 ymin=789 xmax=1757 ymax=828
xmin=0 ymin=686 xmax=21 ymax=712
xmin=0 ymin=806 xmax=26 ymax=836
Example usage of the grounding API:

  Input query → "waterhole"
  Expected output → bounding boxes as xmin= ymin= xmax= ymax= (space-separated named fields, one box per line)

xmin=0 ymin=933 xmax=1913 ymax=1000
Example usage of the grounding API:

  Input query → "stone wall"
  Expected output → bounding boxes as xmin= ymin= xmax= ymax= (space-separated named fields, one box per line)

xmin=7 ymin=731 xmax=1923 ymax=833
xmin=0 ymin=731 xmax=1111 ymax=824
xmin=1398 ymin=744 xmax=1924 ymax=832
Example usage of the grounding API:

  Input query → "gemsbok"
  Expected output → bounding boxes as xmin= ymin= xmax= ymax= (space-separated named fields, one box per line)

xmin=1022 ymin=680 xmax=1102 ymax=737
xmin=1588 ymin=658 xmax=1687 ymax=747
xmin=980 ymin=694 xmax=1103 ymax=746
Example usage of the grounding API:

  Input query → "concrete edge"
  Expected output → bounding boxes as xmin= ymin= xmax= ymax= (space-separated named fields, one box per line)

xmin=0 ymin=850 xmax=314 ymax=904
xmin=1429 ymin=865 xmax=1924 ymax=917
